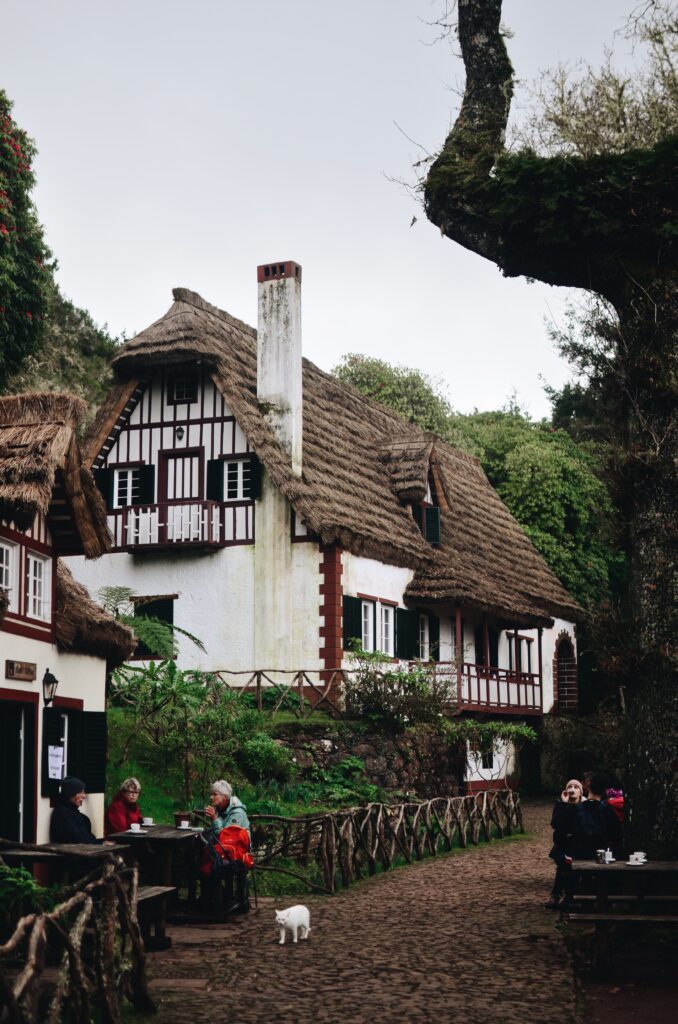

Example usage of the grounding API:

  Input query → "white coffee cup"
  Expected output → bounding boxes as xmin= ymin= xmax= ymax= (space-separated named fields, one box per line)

xmin=130 ymin=823 xmax=141 ymax=832
xmin=604 ymin=850 xmax=613 ymax=863
xmin=632 ymin=851 xmax=647 ymax=862
xmin=178 ymin=821 xmax=190 ymax=829
xmin=142 ymin=817 xmax=153 ymax=826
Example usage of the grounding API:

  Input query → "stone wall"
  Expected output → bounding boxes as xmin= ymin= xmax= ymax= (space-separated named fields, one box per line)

xmin=278 ymin=724 xmax=464 ymax=797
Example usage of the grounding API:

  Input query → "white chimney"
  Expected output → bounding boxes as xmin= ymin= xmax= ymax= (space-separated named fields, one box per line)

xmin=257 ymin=261 xmax=303 ymax=477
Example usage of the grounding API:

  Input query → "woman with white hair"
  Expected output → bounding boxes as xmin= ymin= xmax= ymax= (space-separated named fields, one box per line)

xmin=204 ymin=779 xmax=250 ymax=833
xmin=202 ymin=780 xmax=251 ymax=914
xmin=105 ymin=777 xmax=144 ymax=836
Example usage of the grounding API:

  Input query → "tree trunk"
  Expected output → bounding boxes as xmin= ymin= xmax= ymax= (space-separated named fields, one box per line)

xmin=424 ymin=0 xmax=678 ymax=855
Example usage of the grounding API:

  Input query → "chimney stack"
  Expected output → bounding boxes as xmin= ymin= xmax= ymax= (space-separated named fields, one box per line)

xmin=257 ymin=261 xmax=303 ymax=477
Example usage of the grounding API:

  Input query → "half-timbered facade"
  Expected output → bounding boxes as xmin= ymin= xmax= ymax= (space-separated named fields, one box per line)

xmin=0 ymin=395 xmax=134 ymax=843
xmin=70 ymin=262 xmax=581 ymax=790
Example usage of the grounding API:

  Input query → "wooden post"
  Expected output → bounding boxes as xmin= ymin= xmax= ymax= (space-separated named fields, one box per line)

xmin=256 ymin=671 xmax=262 ymax=712
xmin=455 ymin=606 xmax=463 ymax=710
xmin=537 ymin=628 xmax=543 ymax=711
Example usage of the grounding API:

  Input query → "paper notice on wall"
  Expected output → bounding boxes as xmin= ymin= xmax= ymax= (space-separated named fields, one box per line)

xmin=48 ymin=745 xmax=64 ymax=780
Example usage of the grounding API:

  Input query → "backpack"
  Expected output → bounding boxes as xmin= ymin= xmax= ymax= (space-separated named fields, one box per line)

xmin=199 ymin=825 xmax=253 ymax=877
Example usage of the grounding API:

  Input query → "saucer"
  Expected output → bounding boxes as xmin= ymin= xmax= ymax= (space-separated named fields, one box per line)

xmin=126 ymin=829 xmax=148 ymax=835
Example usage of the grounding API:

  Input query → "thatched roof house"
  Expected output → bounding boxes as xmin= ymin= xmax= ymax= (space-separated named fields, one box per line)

xmin=0 ymin=392 xmax=134 ymax=667
xmin=85 ymin=288 xmax=580 ymax=630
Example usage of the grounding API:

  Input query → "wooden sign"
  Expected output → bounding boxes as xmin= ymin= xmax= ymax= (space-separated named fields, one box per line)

xmin=5 ymin=660 xmax=37 ymax=682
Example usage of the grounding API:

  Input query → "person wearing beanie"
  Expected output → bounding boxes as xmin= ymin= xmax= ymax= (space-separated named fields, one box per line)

xmin=50 ymin=776 xmax=102 ymax=844
xmin=546 ymin=778 xmax=585 ymax=909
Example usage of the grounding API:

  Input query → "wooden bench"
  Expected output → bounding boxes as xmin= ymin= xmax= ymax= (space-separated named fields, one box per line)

xmin=136 ymin=885 xmax=176 ymax=951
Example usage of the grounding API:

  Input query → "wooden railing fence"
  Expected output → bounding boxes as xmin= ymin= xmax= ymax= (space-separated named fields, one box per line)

xmin=212 ymin=668 xmax=345 ymax=717
xmin=251 ymin=789 xmax=523 ymax=894
xmin=0 ymin=852 xmax=154 ymax=1024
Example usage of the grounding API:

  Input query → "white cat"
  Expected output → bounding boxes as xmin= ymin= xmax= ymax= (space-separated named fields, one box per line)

xmin=275 ymin=905 xmax=311 ymax=945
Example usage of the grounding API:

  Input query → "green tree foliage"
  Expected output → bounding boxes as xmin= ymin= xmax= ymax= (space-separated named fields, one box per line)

xmin=0 ymin=91 xmax=53 ymax=388
xmin=1 ymin=280 xmax=118 ymax=413
xmin=333 ymin=354 xmax=620 ymax=608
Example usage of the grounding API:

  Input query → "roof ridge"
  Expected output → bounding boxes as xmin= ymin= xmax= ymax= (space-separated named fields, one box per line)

xmin=171 ymin=287 xmax=257 ymax=339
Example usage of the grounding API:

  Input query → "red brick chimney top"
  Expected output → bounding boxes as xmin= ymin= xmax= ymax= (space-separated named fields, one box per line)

xmin=257 ymin=261 xmax=302 ymax=284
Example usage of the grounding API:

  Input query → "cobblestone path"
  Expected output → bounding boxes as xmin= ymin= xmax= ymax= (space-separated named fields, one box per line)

xmin=147 ymin=800 xmax=575 ymax=1024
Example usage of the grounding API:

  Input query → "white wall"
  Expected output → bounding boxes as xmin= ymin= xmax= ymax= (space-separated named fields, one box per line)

xmin=0 ymin=632 xmax=107 ymax=842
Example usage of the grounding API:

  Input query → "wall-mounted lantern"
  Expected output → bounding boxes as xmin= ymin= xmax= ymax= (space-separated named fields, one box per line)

xmin=42 ymin=668 xmax=59 ymax=706
xmin=175 ymin=425 xmax=185 ymax=441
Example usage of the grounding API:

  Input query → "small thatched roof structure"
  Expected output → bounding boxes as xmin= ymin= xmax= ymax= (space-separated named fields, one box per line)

xmin=55 ymin=562 xmax=136 ymax=669
xmin=0 ymin=393 xmax=110 ymax=557
xmin=88 ymin=288 xmax=581 ymax=627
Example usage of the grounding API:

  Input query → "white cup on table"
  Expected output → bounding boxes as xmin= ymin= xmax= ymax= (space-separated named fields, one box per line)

xmin=130 ymin=823 xmax=141 ymax=832
xmin=142 ymin=817 xmax=153 ymax=826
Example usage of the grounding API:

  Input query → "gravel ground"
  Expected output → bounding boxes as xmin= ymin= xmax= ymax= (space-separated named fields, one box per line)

xmin=145 ymin=799 xmax=576 ymax=1024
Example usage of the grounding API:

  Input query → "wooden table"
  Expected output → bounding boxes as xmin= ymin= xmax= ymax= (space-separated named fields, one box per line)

xmin=567 ymin=860 xmax=678 ymax=972
xmin=1 ymin=843 xmax=130 ymax=883
xmin=108 ymin=825 xmax=203 ymax=887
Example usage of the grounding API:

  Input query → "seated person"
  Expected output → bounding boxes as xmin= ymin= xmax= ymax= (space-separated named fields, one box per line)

xmin=50 ymin=776 xmax=101 ymax=844
xmin=105 ymin=777 xmax=144 ymax=835
xmin=586 ymin=772 xmax=624 ymax=856
xmin=201 ymin=779 xmax=251 ymax=914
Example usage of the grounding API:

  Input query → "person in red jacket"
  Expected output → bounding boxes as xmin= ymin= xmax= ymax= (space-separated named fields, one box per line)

xmin=105 ymin=777 xmax=144 ymax=835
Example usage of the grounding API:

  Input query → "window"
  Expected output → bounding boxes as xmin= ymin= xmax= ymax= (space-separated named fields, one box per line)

xmin=361 ymin=600 xmax=374 ymax=652
xmin=170 ymin=375 xmax=198 ymax=404
xmin=113 ymin=468 xmax=141 ymax=508
xmin=0 ymin=539 xmax=17 ymax=612
xmin=419 ymin=614 xmax=430 ymax=661
xmin=481 ymin=749 xmax=495 ymax=771
xmin=380 ymin=604 xmax=394 ymax=657
xmin=225 ymin=459 xmax=252 ymax=501
xmin=26 ymin=552 xmax=51 ymax=621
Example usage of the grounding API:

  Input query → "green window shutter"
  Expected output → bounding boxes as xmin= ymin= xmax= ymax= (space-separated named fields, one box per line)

xmin=488 ymin=627 xmax=499 ymax=668
xmin=249 ymin=454 xmax=262 ymax=500
xmin=94 ymin=468 xmax=114 ymax=510
xmin=474 ymin=625 xmax=484 ymax=665
xmin=424 ymin=506 xmax=441 ymax=545
xmin=429 ymin=614 xmax=440 ymax=662
xmin=342 ymin=595 xmax=362 ymax=647
xmin=41 ymin=708 xmax=64 ymax=798
xmin=396 ymin=608 xmax=418 ymax=660
xmin=136 ymin=465 xmax=156 ymax=506
xmin=412 ymin=504 xmax=423 ymax=531
xmin=78 ymin=712 xmax=108 ymax=794
xmin=206 ymin=459 xmax=224 ymax=501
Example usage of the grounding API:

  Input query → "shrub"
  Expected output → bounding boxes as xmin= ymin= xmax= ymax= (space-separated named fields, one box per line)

xmin=238 ymin=733 xmax=296 ymax=782
xmin=344 ymin=646 xmax=452 ymax=731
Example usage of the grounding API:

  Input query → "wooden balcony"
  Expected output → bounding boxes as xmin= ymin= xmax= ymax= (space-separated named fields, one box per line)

xmin=107 ymin=500 xmax=254 ymax=551
xmin=425 ymin=662 xmax=543 ymax=716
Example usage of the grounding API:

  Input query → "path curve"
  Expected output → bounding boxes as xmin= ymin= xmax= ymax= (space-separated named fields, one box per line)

xmin=148 ymin=799 xmax=575 ymax=1024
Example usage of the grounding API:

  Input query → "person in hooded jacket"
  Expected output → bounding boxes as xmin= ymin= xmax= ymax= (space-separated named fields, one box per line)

xmin=202 ymin=779 xmax=251 ymax=914
xmin=50 ymin=777 xmax=102 ymax=844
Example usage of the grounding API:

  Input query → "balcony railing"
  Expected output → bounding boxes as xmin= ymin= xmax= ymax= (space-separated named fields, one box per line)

xmin=107 ymin=500 xmax=254 ymax=550
xmin=428 ymin=661 xmax=542 ymax=715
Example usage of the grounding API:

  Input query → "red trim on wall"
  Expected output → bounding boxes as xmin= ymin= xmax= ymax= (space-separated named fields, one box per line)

xmin=0 ymin=687 xmax=39 ymax=842
xmin=1 ymin=617 xmax=54 ymax=643
xmin=53 ymin=696 xmax=85 ymax=711
xmin=319 ymin=543 xmax=343 ymax=700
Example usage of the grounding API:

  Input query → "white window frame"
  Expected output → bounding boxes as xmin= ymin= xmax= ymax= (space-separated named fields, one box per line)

xmin=224 ymin=459 xmax=251 ymax=501
xmin=380 ymin=604 xmax=395 ymax=657
xmin=419 ymin=614 xmax=430 ymax=661
xmin=113 ymin=467 xmax=141 ymax=509
xmin=0 ymin=538 xmax=18 ymax=612
xmin=361 ymin=600 xmax=374 ymax=652
xmin=25 ymin=551 xmax=51 ymax=622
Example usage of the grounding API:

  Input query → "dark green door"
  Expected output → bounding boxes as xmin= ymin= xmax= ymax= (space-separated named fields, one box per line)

xmin=0 ymin=700 xmax=36 ymax=842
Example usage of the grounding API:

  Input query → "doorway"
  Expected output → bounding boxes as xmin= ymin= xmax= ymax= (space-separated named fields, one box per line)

xmin=0 ymin=695 xmax=37 ymax=842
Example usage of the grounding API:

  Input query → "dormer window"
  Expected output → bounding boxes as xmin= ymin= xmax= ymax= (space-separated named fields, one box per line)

xmin=412 ymin=471 xmax=441 ymax=545
xmin=168 ymin=373 xmax=198 ymax=405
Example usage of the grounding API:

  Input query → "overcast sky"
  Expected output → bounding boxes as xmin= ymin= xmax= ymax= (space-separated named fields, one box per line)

xmin=4 ymin=1 xmax=642 ymax=418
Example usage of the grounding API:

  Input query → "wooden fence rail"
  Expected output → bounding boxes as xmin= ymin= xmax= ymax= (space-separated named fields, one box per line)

xmin=0 ymin=854 xmax=155 ymax=1024
xmin=250 ymin=789 xmax=523 ymax=894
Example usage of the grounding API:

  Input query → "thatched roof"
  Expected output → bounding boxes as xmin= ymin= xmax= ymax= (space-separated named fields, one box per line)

xmin=91 ymin=289 xmax=581 ymax=626
xmin=55 ymin=562 xmax=136 ymax=669
xmin=0 ymin=393 xmax=110 ymax=557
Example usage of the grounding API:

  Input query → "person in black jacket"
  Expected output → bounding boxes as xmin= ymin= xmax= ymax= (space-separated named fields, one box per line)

xmin=49 ymin=776 xmax=102 ymax=844
xmin=547 ymin=778 xmax=585 ymax=908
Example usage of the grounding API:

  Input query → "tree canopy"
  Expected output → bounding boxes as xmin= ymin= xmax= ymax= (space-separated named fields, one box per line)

xmin=0 ymin=90 xmax=52 ymax=388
